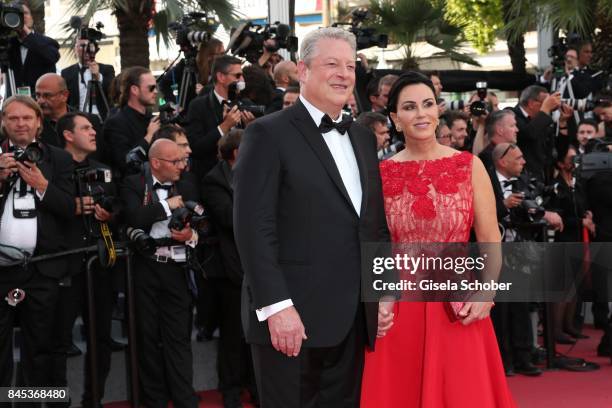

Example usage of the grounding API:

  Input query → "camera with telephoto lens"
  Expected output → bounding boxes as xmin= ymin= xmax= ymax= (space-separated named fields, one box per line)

xmin=169 ymin=12 xmax=217 ymax=54
xmin=126 ymin=227 xmax=157 ymax=255
xmin=0 ymin=4 xmax=23 ymax=66
xmin=75 ymin=167 xmax=117 ymax=212
xmin=470 ymin=82 xmax=489 ymax=117
xmin=225 ymin=82 xmax=266 ymax=117
xmin=168 ymin=201 xmax=211 ymax=235
xmin=69 ymin=16 xmax=105 ymax=60
xmin=561 ymin=98 xmax=611 ymax=113
xmin=332 ymin=8 xmax=388 ymax=51
xmin=125 ymin=146 xmax=147 ymax=175
xmin=506 ymin=178 xmax=556 ymax=227
xmin=228 ymin=21 xmax=298 ymax=64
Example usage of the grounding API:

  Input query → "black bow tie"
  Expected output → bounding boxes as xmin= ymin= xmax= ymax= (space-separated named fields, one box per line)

xmin=153 ymin=182 xmax=172 ymax=191
xmin=319 ymin=114 xmax=353 ymax=134
xmin=502 ymin=179 xmax=517 ymax=188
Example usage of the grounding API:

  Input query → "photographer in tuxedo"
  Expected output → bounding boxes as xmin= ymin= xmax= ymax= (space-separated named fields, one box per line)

xmin=0 ymin=96 xmax=75 ymax=393
xmin=233 ymin=27 xmax=390 ymax=407
xmin=120 ymin=139 xmax=199 ymax=408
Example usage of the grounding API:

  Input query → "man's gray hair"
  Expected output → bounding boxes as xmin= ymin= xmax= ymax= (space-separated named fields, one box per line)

xmin=300 ymin=27 xmax=356 ymax=66
xmin=485 ymin=109 xmax=515 ymax=140
xmin=519 ymin=85 xmax=547 ymax=107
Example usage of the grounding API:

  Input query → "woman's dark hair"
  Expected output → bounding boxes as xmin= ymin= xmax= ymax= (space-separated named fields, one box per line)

xmin=196 ymin=38 xmax=224 ymax=86
xmin=386 ymin=71 xmax=436 ymax=114
xmin=242 ymin=65 xmax=275 ymax=107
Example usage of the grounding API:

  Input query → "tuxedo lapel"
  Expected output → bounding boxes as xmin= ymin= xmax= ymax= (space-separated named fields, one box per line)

xmin=347 ymin=124 xmax=368 ymax=216
xmin=290 ymin=100 xmax=356 ymax=215
xmin=67 ymin=66 xmax=81 ymax=108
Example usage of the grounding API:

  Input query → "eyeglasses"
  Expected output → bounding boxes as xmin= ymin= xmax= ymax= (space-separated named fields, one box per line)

xmin=35 ymin=90 xmax=64 ymax=99
xmin=225 ymin=72 xmax=243 ymax=79
xmin=146 ymin=85 xmax=157 ymax=92
xmin=155 ymin=157 xmax=187 ymax=166
xmin=500 ymin=144 xmax=517 ymax=159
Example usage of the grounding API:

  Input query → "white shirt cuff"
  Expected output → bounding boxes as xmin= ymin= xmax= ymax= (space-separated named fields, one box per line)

xmin=36 ymin=188 xmax=46 ymax=200
xmin=255 ymin=299 xmax=294 ymax=322
xmin=217 ymin=125 xmax=224 ymax=136
xmin=186 ymin=229 xmax=198 ymax=248
xmin=160 ymin=199 xmax=172 ymax=217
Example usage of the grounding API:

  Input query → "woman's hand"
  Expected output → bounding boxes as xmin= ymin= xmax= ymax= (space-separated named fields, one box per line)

xmin=458 ymin=302 xmax=495 ymax=326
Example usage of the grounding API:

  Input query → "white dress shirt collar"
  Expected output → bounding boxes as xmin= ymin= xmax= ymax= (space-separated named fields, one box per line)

xmin=299 ymin=95 xmax=342 ymax=128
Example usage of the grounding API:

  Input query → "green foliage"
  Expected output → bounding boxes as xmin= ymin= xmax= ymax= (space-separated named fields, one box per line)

xmin=368 ymin=0 xmax=480 ymax=67
xmin=444 ymin=0 xmax=504 ymax=53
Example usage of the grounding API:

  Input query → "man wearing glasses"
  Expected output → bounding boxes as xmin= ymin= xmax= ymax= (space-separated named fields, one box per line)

xmin=185 ymin=55 xmax=255 ymax=179
xmin=103 ymin=66 xmax=161 ymax=176
xmin=120 ymin=138 xmax=200 ymax=407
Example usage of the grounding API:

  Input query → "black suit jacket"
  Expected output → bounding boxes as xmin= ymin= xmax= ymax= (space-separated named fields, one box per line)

xmin=103 ymin=106 xmax=151 ymax=176
xmin=512 ymin=106 xmax=555 ymax=182
xmin=61 ymin=63 xmax=115 ymax=118
xmin=233 ymin=99 xmax=390 ymax=349
xmin=585 ymin=171 xmax=612 ymax=242
xmin=185 ymin=91 xmax=224 ymax=178
xmin=9 ymin=33 xmax=60 ymax=94
xmin=201 ymin=160 xmax=242 ymax=285
xmin=0 ymin=142 xmax=75 ymax=283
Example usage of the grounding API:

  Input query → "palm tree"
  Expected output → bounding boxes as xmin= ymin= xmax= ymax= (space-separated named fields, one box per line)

xmin=65 ymin=0 xmax=239 ymax=69
xmin=366 ymin=0 xmax=479 ymax=69
xmin=505 ymin=0 xmax=612 ymax=72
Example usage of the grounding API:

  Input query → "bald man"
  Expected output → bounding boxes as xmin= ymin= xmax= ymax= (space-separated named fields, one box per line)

xmin=120 ymin=138 xmax=200 ymax=408
xmin=268 ymin=60 xmax=300 ymax=112
xmin=35 ymin=73 xmax=69 ymax=146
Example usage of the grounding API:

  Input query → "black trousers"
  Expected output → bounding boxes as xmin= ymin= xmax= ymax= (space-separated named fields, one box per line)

xmin=211 ymin=278 xmax=255 ymax=397
xmin=250 ymin=307 xmax=366 ymax=408
xmin=491 ymin=301 xmax=534 ymax=367
xmin=48 ymin=260 xmax=114 ymax=408
xmin=0 ymin=267 xmax=59 ymax=408
xmin=134 ymin=256 xmax=197 ymax=408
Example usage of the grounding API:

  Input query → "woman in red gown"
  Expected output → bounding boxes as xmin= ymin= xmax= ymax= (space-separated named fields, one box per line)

xmin=361 ymin=72 xmax=516 ymax=407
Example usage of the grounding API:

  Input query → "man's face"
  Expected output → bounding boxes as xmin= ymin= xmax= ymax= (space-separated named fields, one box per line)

xmin=595 ymin=105 xmax=612 ymax=123
xmin=174 ymin=133 xmax=192 ymax=159
xmin=579 ymin=44 xmax=593 ymax=67
xmin=35 ymin=78 xmax=68 ymax=119
xmin=218 ymin=64 xmax=243 ymax=91
xmin=436 ymin=125 xmax=452 ymax=146
xmin=283 ymin=92 xmax=299 ymax=109
xmin=497 ymin=114 xmax=518 ymax=144
xmin=75 ymin=39 xmax=95 ymax=64
xmin=526 ymin=92 xmax=548 ymax=117
xmin=286 ymin=62 xmax=299 ymax=84
xmin=430 ymin=75 xmax=442 ymax=97
xmin=450 ymin=119 xmax=468 ymax=148
xmin=2 ymin=102 xmax=41 ymax=147
xmin=500 ymin=147 xmax=526 ymax=177
xmin=373 ymin=84 xmax=391 ymax=111
xmin=577 ymin=124 xmax=597 ymax=146
xmin=67 ymin=115 xmax=97 ymax=154
xmin=23 ymin=5 xmax=33 ymax=29
xmin=565 ymin=49 xmax=578 ymax=72
xmin=298 ymin=38 xmax=355 ymax=115
xmin=152 ymin=144 xmax=185 ymax=182
xmin=134 ymin=73 xmax=158 ymax=107
xmin=372 ymin=121 xmax=390 ymax=150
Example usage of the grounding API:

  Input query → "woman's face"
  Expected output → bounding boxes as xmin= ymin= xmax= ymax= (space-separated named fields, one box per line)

xmin=390 ymin=83 xmax=439 ymax=141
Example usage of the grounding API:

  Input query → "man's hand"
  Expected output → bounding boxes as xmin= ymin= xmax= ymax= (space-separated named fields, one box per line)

xmin=94 ymin=204 xmax=112 ymax=222
xmin=170 ymin=224 xmax=193 ymax=242
xmin=459 ymin=302 xmax=495 ymax=326
xmin=240 ymin=110 xmax=256 ymax=126
xmin=542 ymin=66 xmax=553 ymax=82
xmin=144 ymin=116 xmax=161 ymax=144
xmin=89 ymin=61 xmax=100 ymax=81
xmin=377 ymin=300 xmax=395 ymax=338
xmin=357 ymin=52 xmax=369 ymax=70
xmin=559 ymin=102 xmax=574 ymax=127
xmin=16 ymin=161 xmax=48 ymax=195
xmin=220 ymin=105 xmax=242 ymax=135
xmin=544 ymin=210 xmax=564 ymax=231
xmin=195 ymin=83 xmax=204 ymax=95
xmin=0 ymin=153 xmax=17 ymax=182
xmin=17 ymin=25 xmax=32 ymax=40
xmin=267 ymin=306 xmax=307 ymax=357
xmin=583 ymin=210 xmax=596 ymax=235
xmin=166 ymin=195 xmax=184 ymax=210
xmin=503 ymin=192 xmax=524 ymax=209
xmin=541 ymin=92 xmax=561 ymax=114
xmin=75 ymin=196 xmax=95 ymax=215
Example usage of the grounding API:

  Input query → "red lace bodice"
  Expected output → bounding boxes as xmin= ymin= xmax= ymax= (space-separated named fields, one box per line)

xmin=379 ymin=151 xmax=474 ymax=243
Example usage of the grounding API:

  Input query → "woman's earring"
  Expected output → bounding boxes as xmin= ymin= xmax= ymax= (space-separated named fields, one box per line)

xmin=396 ymin=126 xmax=402 ymax=132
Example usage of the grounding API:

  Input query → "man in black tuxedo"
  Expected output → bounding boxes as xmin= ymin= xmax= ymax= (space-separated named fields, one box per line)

xmin=120 ymin=139 xmax=199 ymax=408
xmin=0 ymin=96 xmax=75 ymax=391
xmin=479 ymin=110 xmax=519 ymax=171
xmin=104 ymin=66 xmax=160 ymax=176
xmin=233 ymin=27 xmax=391 ymax=407
xmin=8 ymin=4 xmax=60 ymax=96
xmin=185 ymin=55 xmax=252 ymax=179
xmin=61 ymin=38 xmax=115 ymax=119
xmin=268 ymin=60 xmax=299 ymax=113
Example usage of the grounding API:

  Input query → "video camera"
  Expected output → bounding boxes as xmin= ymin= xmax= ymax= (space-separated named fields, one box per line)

xmin=573 ymin=139 xmax=612 ymax=181
xmin=75 ymin=167 xmax=117 ymax=212
xmin=228 ymin=21 xmax=298 ymax=64
xmin=332 ymin=8 xmax=387 ymax=51
xmin=69 ymin=16 xmax=105 ymax=60
xmin=224 ymin=81 xmax=266 ymax=117
xmin=547 ymin=33 xmax=581 ymax=75
xmin=169 ymin=12 xmax=217 ymax=55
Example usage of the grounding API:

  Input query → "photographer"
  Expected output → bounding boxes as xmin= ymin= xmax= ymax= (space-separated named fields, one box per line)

xmin=442 ymin=110 xmax=469 ymax=150
xmin=282 ymin=86 xmax=299 ymax=109
xmin=0 ymin=96 xmax=75 ymax=392
xmin=241 ymin=65 xmax=275 ymax=115
xmin=185 ymin=55 xmax=254 ymax=178
xmin=103 ymin=66 xmax=160 ymax=177
xmin=50 ymin=112 xmax=117 ymax=407
xmin=268 ymin=60 xmax=299 ymax=112
xmin=61 ymin=36 xmax=116 ymax=119
xmin=120 ymin=139 xmax=199 ymax=407
xmin=7 ymin=2 xmax=60 ymax=96
xmin=478 ymin=110 xmax=519 ymax=171
xmin=593 ymin=96 xmax=612 ymax=138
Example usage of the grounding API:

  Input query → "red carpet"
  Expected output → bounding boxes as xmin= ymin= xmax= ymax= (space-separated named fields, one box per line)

xmin=106 ymin=327 xmax=610 ymax=408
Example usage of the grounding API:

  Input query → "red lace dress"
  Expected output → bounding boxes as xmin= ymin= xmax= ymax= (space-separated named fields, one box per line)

xmin=361 ymin=152 xmax=516 ymax=408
